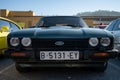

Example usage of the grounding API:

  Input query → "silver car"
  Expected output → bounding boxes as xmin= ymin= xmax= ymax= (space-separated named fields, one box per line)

xmin=105 ymin=18 xmax=120 ymax=52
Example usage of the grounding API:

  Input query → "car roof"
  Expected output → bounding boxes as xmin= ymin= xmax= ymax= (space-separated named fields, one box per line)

xmin=0 ymin=17 xmax=22 ymax=29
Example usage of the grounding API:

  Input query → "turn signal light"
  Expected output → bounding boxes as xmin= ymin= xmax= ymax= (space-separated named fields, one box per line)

xmin=94 ymin=52 xmax=109 ymax=57
xmin=11 ymin=52 xmax=26 ymax=57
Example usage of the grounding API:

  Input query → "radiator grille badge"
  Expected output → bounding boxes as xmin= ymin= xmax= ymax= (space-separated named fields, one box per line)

xmin=55 ymin=41 xmax=64 ymax=46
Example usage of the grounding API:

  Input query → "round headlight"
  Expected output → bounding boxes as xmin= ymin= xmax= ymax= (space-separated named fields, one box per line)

xmin=100 ymin=38 xmax=110 ymax=46
xmin=21 ymin=38 xmax=31 ymax=47
xmin=10 ymin=37 xmax=20 ymax=46
xmin=89 ymin=38 xmax=99 ymax=47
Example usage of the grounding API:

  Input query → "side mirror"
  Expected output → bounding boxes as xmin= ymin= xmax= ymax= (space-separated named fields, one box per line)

xmin=118 ymin=24 xmax=120 ymax=29
xmin=0 ymin=26 xmax=9 ymax=32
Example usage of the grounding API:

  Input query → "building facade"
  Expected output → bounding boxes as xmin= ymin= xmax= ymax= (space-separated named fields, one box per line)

xmin=0 ymin=9 xmax=41 ymax=28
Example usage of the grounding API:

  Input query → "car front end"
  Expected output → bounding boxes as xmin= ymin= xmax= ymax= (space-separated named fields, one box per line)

xmin=5 ymin=16 xmax=118 ymax=72
xmin=6 ymin=28 xmax=118 ymax=71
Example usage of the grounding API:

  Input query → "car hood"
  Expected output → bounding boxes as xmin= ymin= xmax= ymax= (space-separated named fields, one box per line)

xmin=8 ymin=27 xmax=113 ymax=38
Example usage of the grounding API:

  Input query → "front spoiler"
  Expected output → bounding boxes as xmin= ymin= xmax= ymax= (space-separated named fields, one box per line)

xmin=16 ymin=61 xmax=106 ymax=68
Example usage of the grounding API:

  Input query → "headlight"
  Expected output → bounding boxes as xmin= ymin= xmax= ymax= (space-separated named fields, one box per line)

xmin=21 ymin=38 xmax=31 ymax=47
xmin=100 ymin=38 xmax=110 ymax=46
xmin=10 ymin=37 xmax=20 ymax=46
xmin=89 ymin=38 xmax=99 ymax=47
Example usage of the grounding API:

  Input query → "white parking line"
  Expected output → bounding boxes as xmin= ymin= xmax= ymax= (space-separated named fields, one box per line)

xmin=0 ymin=64 xmax=14 ymax=74
xmin=108 ymin=62 xmax=120 ymax=71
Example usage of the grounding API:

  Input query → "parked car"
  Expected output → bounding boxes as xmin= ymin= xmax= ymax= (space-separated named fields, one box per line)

xmin=96 ymin=25 xmax=108 ymax=29
xmin=105 ymin=18 xmax=120 ymax=53
xmin=0 ymin=17 xmax=22 ymax=56
xmin=6 ymin=16 xmax=118 ymax=72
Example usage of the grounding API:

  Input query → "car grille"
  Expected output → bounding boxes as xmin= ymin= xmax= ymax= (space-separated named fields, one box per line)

xmin=32 ymin=38 xmax=90 ymax=50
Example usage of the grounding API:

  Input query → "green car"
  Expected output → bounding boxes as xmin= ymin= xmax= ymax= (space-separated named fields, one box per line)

xmin=6 ymin=16 xmax=118 ymax=72
xmin=0 ymin=17 xmax=21 ymax=56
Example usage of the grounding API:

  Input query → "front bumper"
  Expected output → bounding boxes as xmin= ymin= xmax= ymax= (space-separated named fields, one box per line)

xmin=5 ymin=49 xmax=119 ymax=67
xmin=5 ymin=49 xmax=119 ymax=60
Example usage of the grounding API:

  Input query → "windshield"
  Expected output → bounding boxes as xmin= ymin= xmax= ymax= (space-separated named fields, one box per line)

xmin=36 ymin=16 xmax=88 ymax=28
xmin=105 ymin=20 xmax=116 ymax=31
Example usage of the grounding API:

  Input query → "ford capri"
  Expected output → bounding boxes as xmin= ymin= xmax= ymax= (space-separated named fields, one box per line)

xmin=6 ymin=16 xmax=118 ymax=72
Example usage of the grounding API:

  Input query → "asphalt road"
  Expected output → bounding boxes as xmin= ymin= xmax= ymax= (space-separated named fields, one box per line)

xmin=0 ymin=58 xmax=120 ymax=80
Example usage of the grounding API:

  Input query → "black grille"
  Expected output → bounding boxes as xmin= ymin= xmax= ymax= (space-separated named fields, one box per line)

xmin=32 ymin=38 xmax=89 ymax=49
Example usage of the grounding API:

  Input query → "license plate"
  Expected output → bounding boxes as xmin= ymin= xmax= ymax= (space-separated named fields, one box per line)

xmin=40 ymin=51 xmax=79 ymax=60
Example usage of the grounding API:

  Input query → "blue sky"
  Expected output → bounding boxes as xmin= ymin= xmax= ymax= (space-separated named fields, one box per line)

xmin=0 ymin=0 xmax=120 ymax=16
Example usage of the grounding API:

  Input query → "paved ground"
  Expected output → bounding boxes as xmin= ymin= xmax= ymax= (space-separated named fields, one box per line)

xmin=0 ymin=58 xmax=13 ymax=71
xmin=0 ymin=58 xmax=120 ymax=80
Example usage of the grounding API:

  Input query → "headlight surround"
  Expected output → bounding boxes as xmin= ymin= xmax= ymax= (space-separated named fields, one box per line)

xmin=21 ymin=38 xmax=31 ymax=47
xmin=10 ymin=37 xmax=20 ymax=46
xmin=89 ymin=38 xmax=99 ymax=47
xmin=100 ymin=38 xmax=110 ymax=47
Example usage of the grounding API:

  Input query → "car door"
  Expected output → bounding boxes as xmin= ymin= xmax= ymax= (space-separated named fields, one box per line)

xmin=106 ymin=19 xmax=120 ymax=51
xmin=0 ymin=19 xmax=11 ymax=52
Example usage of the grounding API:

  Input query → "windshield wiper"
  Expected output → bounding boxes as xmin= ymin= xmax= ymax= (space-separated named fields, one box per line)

xmin=66 ymin=24 xmax=77 ymax=27
xmin=37 ymin=26 xmax=50 ymax=28
xmin=66 ymin=24 xmax=83 ymax=28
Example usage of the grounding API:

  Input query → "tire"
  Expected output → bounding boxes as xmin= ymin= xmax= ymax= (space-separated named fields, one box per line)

xmin=0 ymin=54 xmax=5 ymax=58
xmin=0 ymin=51 xmax=5 ymax=58
xmin=15 ymin=63 xmax=31 ymax=73
xmin=96 ymin=62 xmax=108 ymax=72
